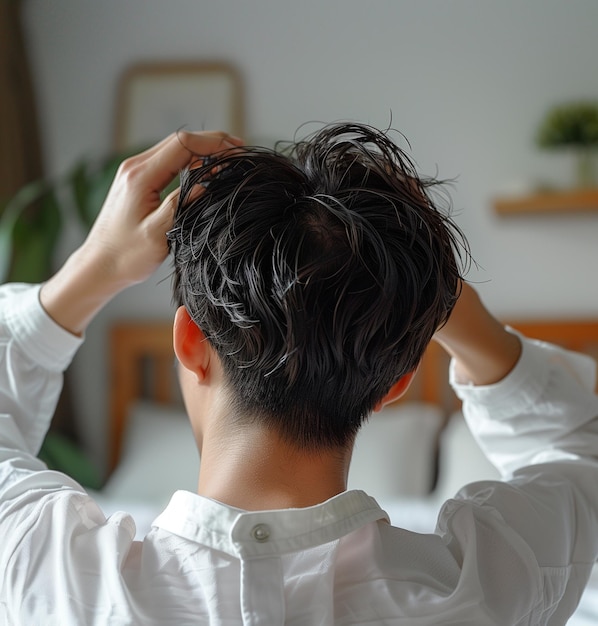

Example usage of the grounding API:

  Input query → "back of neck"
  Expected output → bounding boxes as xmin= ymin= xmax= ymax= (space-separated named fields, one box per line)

xmin=196 ymin=424 xmax=352 ymax=510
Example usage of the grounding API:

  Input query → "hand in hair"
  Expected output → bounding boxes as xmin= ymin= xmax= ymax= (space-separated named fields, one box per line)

xmin=40 ymin=131 xmax=242 ymax=335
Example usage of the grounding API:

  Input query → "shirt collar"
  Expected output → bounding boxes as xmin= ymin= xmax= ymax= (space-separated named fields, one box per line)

xmin=152 ymin=489 xmax=389 ymax=558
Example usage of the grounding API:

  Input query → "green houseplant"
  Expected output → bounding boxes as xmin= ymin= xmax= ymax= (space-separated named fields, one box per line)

xmin=0 ymin=153 xmax=127 ymax=284
xmin=536 ymin=101 xmax=598 ymax=187
xmin=0 ymin=151 xmax=132 ymax=487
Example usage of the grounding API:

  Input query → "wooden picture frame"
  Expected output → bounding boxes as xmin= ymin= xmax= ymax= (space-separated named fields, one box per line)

xmin=113 ymin=61 xmax=244 ymax=151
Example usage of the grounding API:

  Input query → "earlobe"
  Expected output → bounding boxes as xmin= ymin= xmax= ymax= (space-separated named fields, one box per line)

xmin=173 ymin=306 xmax=210 ymax=382
xmin=373 ymin=370 xmax=416 ymax=412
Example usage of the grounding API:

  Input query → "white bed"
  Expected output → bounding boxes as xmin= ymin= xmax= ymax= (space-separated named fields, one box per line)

xmin=95 ymin=317 xmax=598 ymax=623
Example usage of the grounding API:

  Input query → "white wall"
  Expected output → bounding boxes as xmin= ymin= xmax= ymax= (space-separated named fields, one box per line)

xmin=22 ymin=0 xmax=598 ymax=472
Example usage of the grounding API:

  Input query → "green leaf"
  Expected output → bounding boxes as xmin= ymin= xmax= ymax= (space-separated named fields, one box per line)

xmin=0 ymin=222 xmax=14 ymax=284
xmin=39 ymin=432 xmax=102 ymax=490
xmin=9 ymin=186 xmax=62 ymax=283
xmin=2 ymin=146 xmax=150 ymax=284
xmin=85 ymin=157 xmax=122 ymax=227
xmin=72 ymin=152 xmax=130 ymax=229
xmin=0 ymin=180 xmax=52 ymax=283
xmin=69 ymin=160 xmax=92 ymax=228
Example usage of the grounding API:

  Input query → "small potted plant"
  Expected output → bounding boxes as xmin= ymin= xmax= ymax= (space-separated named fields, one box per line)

xmin=536 ymin=101 xmax=598 ymax=188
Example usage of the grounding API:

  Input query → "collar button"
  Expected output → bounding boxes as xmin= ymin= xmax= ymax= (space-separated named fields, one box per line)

xmin=251 ymin=523 xmax=270 ymax=542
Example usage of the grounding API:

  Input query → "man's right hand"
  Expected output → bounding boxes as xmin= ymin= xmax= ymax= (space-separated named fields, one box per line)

xmin=40 ymin=131 xmax=242 ymax=336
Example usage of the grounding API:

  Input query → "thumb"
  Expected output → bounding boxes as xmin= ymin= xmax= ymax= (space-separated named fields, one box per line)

xmin=149 ymin=187 xmax=180 ymax=236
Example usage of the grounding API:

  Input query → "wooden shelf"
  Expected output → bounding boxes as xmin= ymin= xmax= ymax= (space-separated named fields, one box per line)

xmin=493 ymin=188 xmax=598 ymax=216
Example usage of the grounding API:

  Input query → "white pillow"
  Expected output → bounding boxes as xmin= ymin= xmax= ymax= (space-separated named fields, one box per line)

xmin=432 ymin=411 xmax=500 ymax=505
xmin=102 ymin=401 xmax=200 ymax=509
xmin=348 ymin=402 xmax=445 ymax=500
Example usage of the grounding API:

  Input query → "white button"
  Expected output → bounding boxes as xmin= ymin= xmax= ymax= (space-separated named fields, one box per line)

xmin=251 ymin=523 xmax=270 ymax=542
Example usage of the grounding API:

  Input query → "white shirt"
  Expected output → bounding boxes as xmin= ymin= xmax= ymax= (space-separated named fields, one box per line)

xmin=2 ymin=283 xmax=598 ymax=625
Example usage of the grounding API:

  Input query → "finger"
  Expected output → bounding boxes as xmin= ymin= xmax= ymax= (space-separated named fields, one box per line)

xmin=133 ymin=130 xmax=242 ymax=165
xmin=142 ymin=132 xmax=242 ymax=192
xmin=154 ymin=181 xmax=207 ymax=232
xmin=177 ymin=130 xmax=244 ymax=155
xmin=150 ymin=187 xmax=181 ymax=236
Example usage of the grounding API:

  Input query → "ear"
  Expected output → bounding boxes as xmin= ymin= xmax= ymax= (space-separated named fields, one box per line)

xmin=173 ymin=306 xmax=211 ymax=383
xmin=373 ymin=371 xmax=416 ymax=412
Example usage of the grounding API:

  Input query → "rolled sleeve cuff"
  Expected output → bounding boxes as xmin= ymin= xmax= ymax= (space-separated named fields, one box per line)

xmin=3 ymin=284 xmax=83 ymax=371
xmin=449 ymin=330 xmax=551 ymax=420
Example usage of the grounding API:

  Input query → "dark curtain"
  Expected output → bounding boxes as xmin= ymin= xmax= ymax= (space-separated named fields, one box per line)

xmin=0 ymin=0 xmax=43 ymax=200
xmin=0 ymin=0 xmax=78 ymax=441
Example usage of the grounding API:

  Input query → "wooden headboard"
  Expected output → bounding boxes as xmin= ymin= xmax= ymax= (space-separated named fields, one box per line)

xmin=109 ymin=322 xmax=180 ymax=473
xmin=108 ymin=317 xmax=598 ymax=473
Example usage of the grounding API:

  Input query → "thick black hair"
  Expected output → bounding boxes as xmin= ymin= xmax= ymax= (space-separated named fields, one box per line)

xmin=168 ymin=123 xmax=467 ymax=449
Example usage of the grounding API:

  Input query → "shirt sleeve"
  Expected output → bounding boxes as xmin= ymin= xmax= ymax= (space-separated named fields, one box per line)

xmin=0 ymin=284 xmax=144 ymax=624
xmin=0 ymin=282 xmax=83 ymax=467
xmin=451 ymin=330 xmax=598 ymax=478
xmin=439 ymin=331 xmax=598 ymax=624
